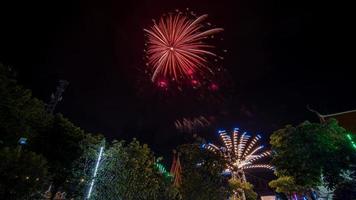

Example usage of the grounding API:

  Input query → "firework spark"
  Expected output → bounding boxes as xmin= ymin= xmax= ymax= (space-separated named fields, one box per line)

xmin=202 ymin=128 xmax=273 ymax=172
xmin=175 ymin=116 xmax=211 ymax=133
xmin=144 ymin=11 xmax=223 ymax=84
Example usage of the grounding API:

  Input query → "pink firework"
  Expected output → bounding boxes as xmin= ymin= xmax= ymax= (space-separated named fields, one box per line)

xmin=144 ymin=12 xmax=223 ymax=83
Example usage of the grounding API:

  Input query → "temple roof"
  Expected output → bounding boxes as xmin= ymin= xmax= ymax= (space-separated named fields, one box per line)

xmin=312 ymin=109 xmax=356 ymax=133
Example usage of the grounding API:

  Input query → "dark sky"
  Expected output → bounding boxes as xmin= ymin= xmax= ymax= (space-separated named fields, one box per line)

xmin=1 ymin=0 xmax=355 ymax=159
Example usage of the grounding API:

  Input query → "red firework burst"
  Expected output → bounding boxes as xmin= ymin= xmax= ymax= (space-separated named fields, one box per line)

xmin=144 ymin=11 xmax=223 ymax=84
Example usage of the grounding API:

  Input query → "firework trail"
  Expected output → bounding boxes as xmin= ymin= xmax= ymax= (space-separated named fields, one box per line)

xmin=144 ymin=10 xmax=223 ymax=85
xmin=175 ymin=116 xmax=211 ymax=133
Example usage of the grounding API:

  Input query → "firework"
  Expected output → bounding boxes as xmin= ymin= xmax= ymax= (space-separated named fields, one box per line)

xmin=144 ymin=10 xmax=223 ymax=85
xmin=202 ymin=128 xmax=273 ymax=172
xmin=175 ymin=116 xmax=211 ymax=133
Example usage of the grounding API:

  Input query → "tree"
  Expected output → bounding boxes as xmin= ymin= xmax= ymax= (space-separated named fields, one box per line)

xmin=68 ymin=133 xmax=104 ymax=198
xmin=229 ymin=179 xmax=258 ymax=200
xmin=0 ymin=63 xmax=51 ymax=146
xmin=178 ymin=144 xmax=230 ymax=200
xmin=269 ymin=176 xmax=303 ymax=198
xmin=32 ymin=114 xmax=90 ymax=187
xmin=333 ymin=171 xmax=356 ymax=200
xmin=84 ymin=139 xmax=176 ymax=200
xmin=269 ymin=119 xmax=355 ymax=194
xmin=0 ymin=147 xmax=49 ymax=199
xmin=1 ymin=63 xmax=104 ymax=194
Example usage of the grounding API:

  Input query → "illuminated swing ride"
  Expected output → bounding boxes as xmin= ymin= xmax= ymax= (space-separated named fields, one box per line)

xmin=202 ymin=128 xmax=273 ymax=200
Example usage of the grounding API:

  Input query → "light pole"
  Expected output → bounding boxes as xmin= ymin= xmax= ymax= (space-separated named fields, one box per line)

xmin=230 ymin=170 xmax=246 ymax=200
xmin=86 ymin=145 xmax=104 ymax=199
xmin=17 ymin=137 xmax=27 ymax=158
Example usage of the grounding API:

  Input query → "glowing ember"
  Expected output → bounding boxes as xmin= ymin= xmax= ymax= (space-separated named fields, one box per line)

xmin=191 ymin=80 xmax=198 ymax=85
xmin=157 ymin=80 xmax=168 ymax=89
xmin=209 ymin=83 xmax=219 ymax=91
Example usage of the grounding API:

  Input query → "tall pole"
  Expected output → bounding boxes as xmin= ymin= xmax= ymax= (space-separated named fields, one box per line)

xmin=46 ymin=80 xmax=69 ymax=114
xmin=240 ymin=170 xmax=246 ymax=200
xmin=231 ymin=170 xmax=246 ymax=200
xmin=86 ymin=145 xmax=104 ymax=199
xmin=231 ymin=172 xmax=238 ymax=200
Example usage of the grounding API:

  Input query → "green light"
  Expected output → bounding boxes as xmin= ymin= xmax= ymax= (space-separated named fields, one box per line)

xmin=155 ymin=163 xmax=171 ymax=175
xmin=346 ymin=134 xmax=356 ymax=150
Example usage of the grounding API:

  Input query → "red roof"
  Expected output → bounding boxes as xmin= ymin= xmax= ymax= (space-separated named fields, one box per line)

xmin=318 ymin=110 xmax=356 ymax=133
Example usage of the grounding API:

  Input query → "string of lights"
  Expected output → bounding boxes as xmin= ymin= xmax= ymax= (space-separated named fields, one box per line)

xmin=347 ymin=134 xmax=356 ymax=150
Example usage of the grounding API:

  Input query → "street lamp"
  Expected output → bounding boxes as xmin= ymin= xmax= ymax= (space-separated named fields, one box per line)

xmin=17 ymin=137 xmax=28 ymax=157
xmin=18 ymin=137 xmax=27 ymax=145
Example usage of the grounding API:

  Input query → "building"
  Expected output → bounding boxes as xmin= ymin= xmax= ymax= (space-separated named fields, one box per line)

xmin=308 ymin=107 xmax=356 ymax=133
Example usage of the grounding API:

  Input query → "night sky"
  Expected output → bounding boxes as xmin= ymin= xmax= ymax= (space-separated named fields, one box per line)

xmin=1 ymin=0 xmax=355 ymax=159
